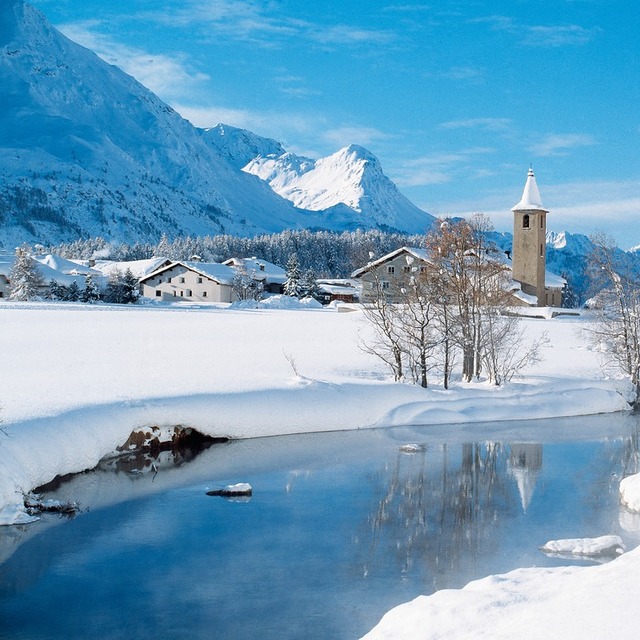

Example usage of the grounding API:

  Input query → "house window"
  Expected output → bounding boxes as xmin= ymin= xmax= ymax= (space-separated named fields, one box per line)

xmin=523 ymin=214 xmax=530 ymax=228
xmin=180 ymin=291 xmax=184 ymax=297
xmin=403 ymin=266 xmax=411 ymax=273
xmin=259 ymin=264 xmax=265 ymax=271
xmin=197 ymin=277 xmax=202 ymax=284
xmin=381 ymin=281 xmax=390 ymax=289
xmin=203 ymin=291 xmax=208 ymax=297
xmin=173 ymin=291 xmax=177 ymax=297
xmin=180 ymin=277 xmax=185 ymax=283
xmin=420 ymin=266 xmax=426 ymax=273
xmin=155 ymin=290 xmax=161 ymax=297
xmin=186 ymin=289 xmax=192 ymax=297
xmin=387 ymin=266 xmax=395 ymax=274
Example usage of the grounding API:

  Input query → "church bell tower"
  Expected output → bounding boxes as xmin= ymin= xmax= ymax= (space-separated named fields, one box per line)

xmin=512 ymin=168 xmax=547 ymax=306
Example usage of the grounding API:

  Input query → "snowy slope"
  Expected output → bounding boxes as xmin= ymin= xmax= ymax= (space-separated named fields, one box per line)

xmin=244 ymin=144 xmax=436 ymax=234
xmin=0 ymin=2 xmax=335 ymax=245
xmin=0 ymin=3 xmax=434 ymax=247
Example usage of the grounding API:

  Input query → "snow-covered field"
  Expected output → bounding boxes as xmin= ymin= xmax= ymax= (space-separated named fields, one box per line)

xmin=1 ymin=300 xmax=639 ymax=638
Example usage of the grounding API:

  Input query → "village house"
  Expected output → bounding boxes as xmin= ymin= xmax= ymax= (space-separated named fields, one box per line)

xmin=316 ymin=279 xmax=359 ymax=304
xmin=0 ymin=252 xmax=88 ymax=299
xmin=351 ymin=247 xmax=431 ymax=303
xmin=222 ymin=257 xmax=286 ymax=294
xmin=139 ymin=260 xmax=237 ymax=303
xmin=352 ymin=169 xmax=565 ymax=308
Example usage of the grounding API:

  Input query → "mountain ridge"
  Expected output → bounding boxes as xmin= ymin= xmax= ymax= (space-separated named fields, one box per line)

xmin=0 ymin=2 xmax=435 ymax=247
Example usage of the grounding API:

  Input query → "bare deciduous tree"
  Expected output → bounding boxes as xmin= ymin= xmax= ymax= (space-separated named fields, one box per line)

xmin=584 ymin=233 xmax=640 ymax=405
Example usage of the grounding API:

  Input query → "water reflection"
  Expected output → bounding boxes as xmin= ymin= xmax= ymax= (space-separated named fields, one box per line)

xmin=1 ymin=415 xmax=640 ymax=640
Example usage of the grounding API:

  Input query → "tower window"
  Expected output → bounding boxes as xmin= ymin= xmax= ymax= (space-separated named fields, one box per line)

xmin=522 ymin=214 xmax=530 ymax=229
xmin=540 ymin=244 xmax=544 ymax=257
xmin=540 ymin=215 xmax=544 ymax=229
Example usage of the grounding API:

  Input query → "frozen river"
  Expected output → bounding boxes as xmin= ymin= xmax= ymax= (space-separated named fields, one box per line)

xmin=1 ymin=413 xmax=639 ymax=639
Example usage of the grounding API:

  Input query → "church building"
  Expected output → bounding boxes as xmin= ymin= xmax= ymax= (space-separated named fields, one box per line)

xmin=511 ymin=169 xmax=564 ymax=307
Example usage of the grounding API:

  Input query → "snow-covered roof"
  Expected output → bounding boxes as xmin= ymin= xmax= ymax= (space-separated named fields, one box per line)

xmin=91 ymin=258 xmax=171 ymax=279
xmin=0 ymin=255 xmax=87 ymax=287
xmin=351 ymin=246 xmax=431 ymax=278
xmin=222 ymin=257 xmax=286 ymax=284
xmin=34 ymin=254 xmax=102 ymax=277
xmin=142 ymin=260 xmax=236 ymax=286
xmin=316 ymin=279 xmax=359 ymax=296
xmin=512 ymin=168 xmax=548 ymax=212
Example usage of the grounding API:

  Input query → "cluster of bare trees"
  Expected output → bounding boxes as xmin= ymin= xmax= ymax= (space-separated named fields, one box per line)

xmin=361 ymin=215 xmax=547 ymax=388
xmin=584 ymin=233 xmax=640 ymax=405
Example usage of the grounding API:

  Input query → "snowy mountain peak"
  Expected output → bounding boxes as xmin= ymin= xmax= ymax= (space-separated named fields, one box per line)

xmin=0 ymin=1 xmax=435 ymax=245
xmin=200 ymin=124 xmax=286 ymax=170
xmin=244 ymin=144 xmax=435 ymax=234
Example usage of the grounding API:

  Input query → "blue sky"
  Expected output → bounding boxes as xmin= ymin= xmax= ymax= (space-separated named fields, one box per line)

xmin=31 ymin=0 xmax=640 ymax=247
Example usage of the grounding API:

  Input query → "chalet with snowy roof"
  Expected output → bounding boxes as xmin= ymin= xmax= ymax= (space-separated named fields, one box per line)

xmin=0 ymin=253 xmax=88 ymax=299
xmin=510 ymin=169 xmax=565 ymax=307
xmin=90 ymin=257 xmax=172 ymax=281
xmin=316 ymin=279 xmax=359 ymax=304
xmin=222 ymin=257 xmax=286 ymax=294
xmin=139 ymin=260 xmax=237 ymax=303
xmin=351 ymin=247 xmax=431 ymax=303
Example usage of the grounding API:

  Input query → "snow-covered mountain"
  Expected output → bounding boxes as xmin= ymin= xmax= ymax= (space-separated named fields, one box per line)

xmin=0 ymin=2 xmax=435 ymax=246
xmin=243 ymin=144 xmax=435 ymax=234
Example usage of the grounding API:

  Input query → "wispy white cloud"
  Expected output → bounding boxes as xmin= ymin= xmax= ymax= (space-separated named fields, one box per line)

xmin=522 ymin=24 xmax=601 ymax=47
xmin=440 ymin=66 xmax=485 ymax=84
xmin=57 ymin=21 xmax=208 ymax=100
xmin=393 ymin=148 xmax=495 ymax=187
xmin=472 ymin=14 xmax=600 ymax=47
xmin=439 ymin=117 xmax=513 ymax=132
xmin=156 ymin=0 xmax=395 ymax=48
xmin=530 ymin=133 xmax=596 ymax=156
xmin=323 ymin=126 xmax=392 ymax=148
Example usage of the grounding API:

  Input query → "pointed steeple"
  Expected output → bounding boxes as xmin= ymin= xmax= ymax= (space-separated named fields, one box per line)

xmin=512 ymin=167 xmax=548 ymax=212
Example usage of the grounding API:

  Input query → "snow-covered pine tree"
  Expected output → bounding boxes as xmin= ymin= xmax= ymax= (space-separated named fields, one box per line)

xmin=82 ymin=274 xmax=101 ymax=303
xmin=284 ymin=253 xmax=302 ymax=297
xmin=65 ymin=280 xmax=81 ymax=301
xmin=46 ymin=278 xmax=66 ymax=300
xmin=121 ymin=268 xmax=140 ymax=304
xmin=301 ymin=268 xmax=320 ymax=300
xmin=9 ymin=248 xmax=44 ymax=301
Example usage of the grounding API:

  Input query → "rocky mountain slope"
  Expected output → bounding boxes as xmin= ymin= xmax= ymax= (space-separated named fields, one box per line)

xmin=0 ymin=2 xmax=435 ymax=247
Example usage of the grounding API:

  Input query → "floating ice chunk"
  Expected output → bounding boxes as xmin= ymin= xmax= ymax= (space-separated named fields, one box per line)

xmin=541 ymin=535 xmax=625 ymax=558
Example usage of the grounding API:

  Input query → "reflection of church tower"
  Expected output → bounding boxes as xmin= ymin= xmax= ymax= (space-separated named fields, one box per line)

xmin=508 ymin=443 xmax=543 ymax=512
xmin=512 ymin=168 xmax=548 ymax=306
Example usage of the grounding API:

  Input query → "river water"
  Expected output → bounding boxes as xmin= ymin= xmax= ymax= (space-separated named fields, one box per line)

xmin=1 ymin=413 xmax=639 ymax=639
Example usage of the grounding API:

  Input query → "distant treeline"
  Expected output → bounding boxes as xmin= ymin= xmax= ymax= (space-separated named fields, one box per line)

xmin=47 ymin=229 xmax=426 ymax=278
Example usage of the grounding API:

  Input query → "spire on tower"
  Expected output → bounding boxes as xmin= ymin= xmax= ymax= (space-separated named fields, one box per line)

xmin=512 ymin=167 xmax=548 ymax=212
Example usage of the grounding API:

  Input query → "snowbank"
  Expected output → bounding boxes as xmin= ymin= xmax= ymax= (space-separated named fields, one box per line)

xmin=0 ymin=301 xmax=638 ymax=637
xmin=361 ymin=547 xmax=640 ymax=640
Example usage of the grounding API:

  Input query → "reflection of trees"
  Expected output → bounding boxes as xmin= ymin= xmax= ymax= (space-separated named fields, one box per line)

xmin=362 ymin=443 xmax=520 ymax=590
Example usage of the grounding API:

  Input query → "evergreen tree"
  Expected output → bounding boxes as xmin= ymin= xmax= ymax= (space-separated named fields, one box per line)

xmin=301 ymin=268 xmax=320 ymax=300
xmin=65 ymin=280 xmax=81 ymax=302
xmin=81 ymin=274 xmax=101 ymax=303
xmin=284 ymin=253 xmax=302 ymax=297
xmin=46 ymin=278 xmax=66 ymax=301
xmin=121 ymin=268 xmax=140 ymax=304
xmin=9 ymin=248 xmax=44 ymax=301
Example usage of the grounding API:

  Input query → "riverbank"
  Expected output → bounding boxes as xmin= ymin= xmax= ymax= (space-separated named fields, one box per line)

xmin=1 ymin=301 xmax=639 ymax=638
xmin=0 ymin=301 xmax=631 ymax=524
